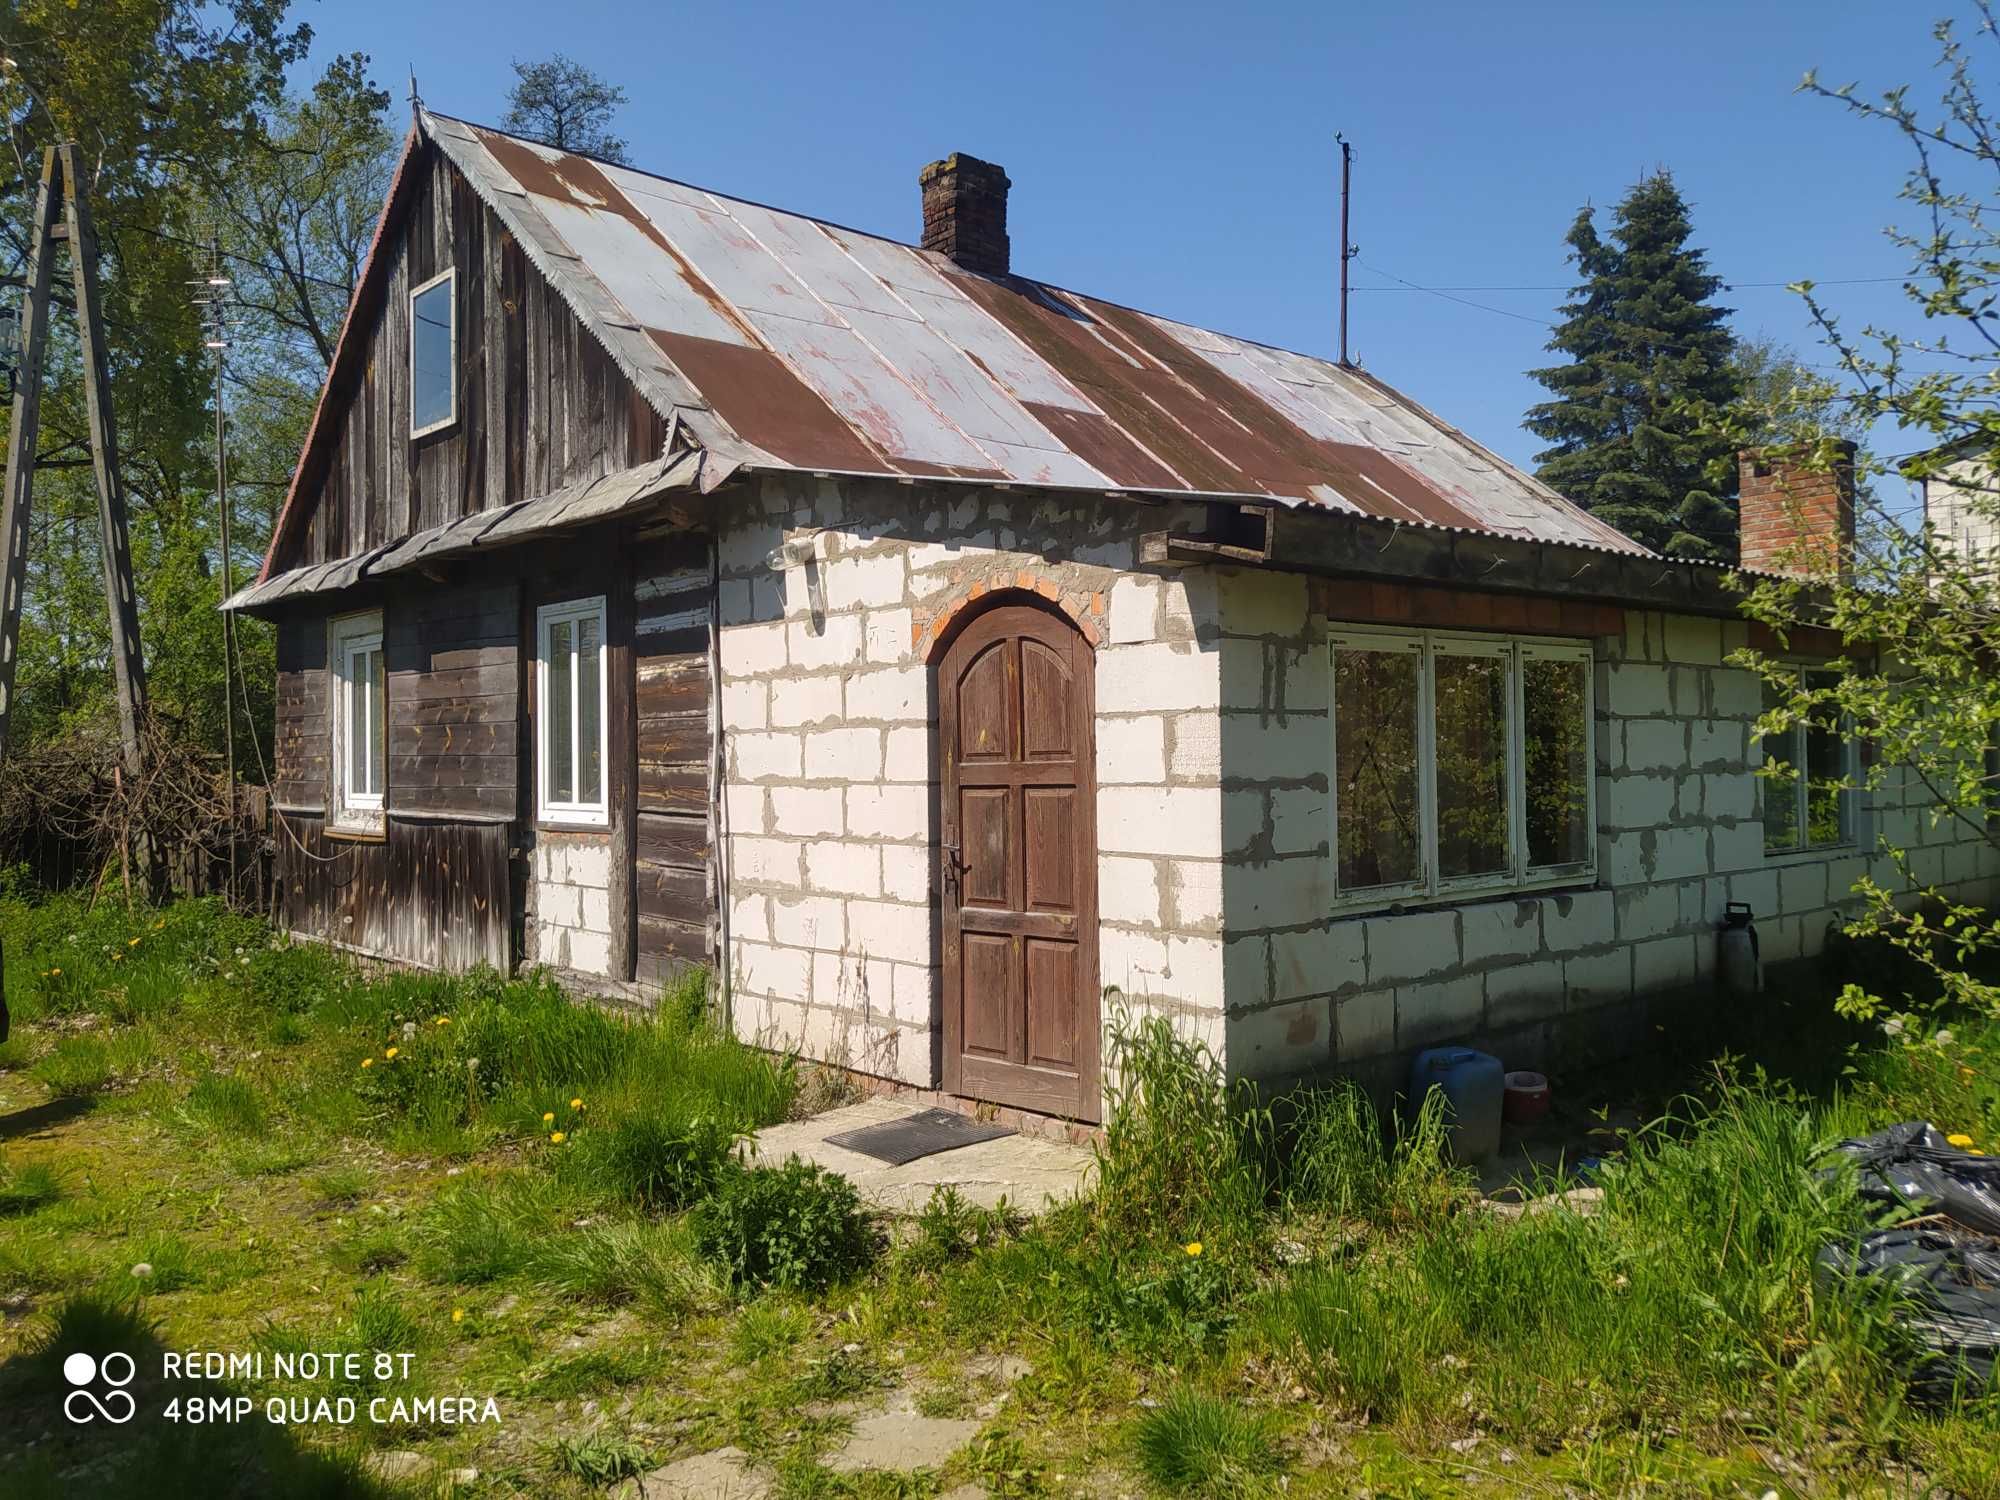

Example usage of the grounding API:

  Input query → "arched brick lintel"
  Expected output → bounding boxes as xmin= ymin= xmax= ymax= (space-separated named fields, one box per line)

xmin=916 ymin=572 xmax=1105 ymax=666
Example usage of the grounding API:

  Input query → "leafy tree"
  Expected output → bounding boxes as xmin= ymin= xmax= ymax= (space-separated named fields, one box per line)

xmin=1717 ymin=3 xmax=2000 ymax=1049
xmin=502 ymin=55 xmax=629 ymax=163
xmin=1527 ymin=172 xmax=1743 ymax=560
xmin=0 ymin=4 xmax=389 ymax=774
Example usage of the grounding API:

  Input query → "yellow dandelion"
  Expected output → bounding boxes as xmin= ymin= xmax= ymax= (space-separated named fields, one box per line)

xmin=49 ymin=967 xmax=59 ymax=976
xmin=110 ymin=952 xmax=123 ymax=962
xmin=1184 ymin=1241 xmax=1204 ymax=1257
xmin=1972 ymin=1149 xmax=1988 ymax=1157
xmin=385 ymin=1046 xmax=399 ymax=1060
xmin=436 ymin=1016 xmax=450 ymax=1027
xmin=126 ymin=936 xmax=141 ymax=947
xmin=542 ymin=1111 xmax=555 ymax=1124
xmin=1948 ymin=1133 xmax=1976 ymax=1148
xmin=570 ymin=1098 xmax=583 ymax=1111
xmin=152 ymin=919 xmax=165 ymax=930
xmin=550 ymin=1131 xmax=567 ymax=1145
xmin=451 ymin=1308 xmax=465 ymax=1324
xmin=361 ymin=1057 xmax=375 ymax=1069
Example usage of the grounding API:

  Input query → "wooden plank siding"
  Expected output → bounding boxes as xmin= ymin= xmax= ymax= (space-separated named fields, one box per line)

xmin=273 ymin=615 xmax=329 ymax=811
xmin=278 ymin=812 xmax=510 ymax=972
xmin=275 ymin=142 xmax=666 ymax=573
xmin=631 ymin=532 xmax=716 ymax=983
xmin=386 ymin=579 xmax=521 ymax=821
xmin=272 ymin=573 xmax=520 ymax=969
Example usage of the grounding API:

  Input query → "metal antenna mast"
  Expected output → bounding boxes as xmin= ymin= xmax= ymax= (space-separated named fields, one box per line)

xmin=193 ymin=236 xmax=236 ymax=900
xmin=1337 ymin=134 xmax=1357 ymax=366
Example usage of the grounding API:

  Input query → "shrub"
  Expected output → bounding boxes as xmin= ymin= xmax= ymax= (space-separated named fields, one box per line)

xmin=693 ymin=1159 xmax=873 ymax=1292
xmin=1131 ymin=1387 xmax=1283 ymax=1497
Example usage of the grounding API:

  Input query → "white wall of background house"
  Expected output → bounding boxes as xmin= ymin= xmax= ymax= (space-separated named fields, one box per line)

xmin=713 ymin=474 xmax=2000 ymax=1112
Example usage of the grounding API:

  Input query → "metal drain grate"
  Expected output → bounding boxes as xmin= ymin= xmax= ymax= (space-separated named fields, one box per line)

xmin=824 ymin=1107 xmax=1014 ymax=1166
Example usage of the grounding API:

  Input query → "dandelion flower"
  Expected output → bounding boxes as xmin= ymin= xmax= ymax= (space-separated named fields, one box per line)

xmin=542 ymin=1112 xmax=555 ymax=1124
xmin=550 ymin=1131 xmax=566 ymax=1145
xmin=570 ymin=1098 xmax=583 ymax=1111
xmin=152 ymin=919 xmax=165 ymax=930
xmin=1184 ymin=1241 xmax=1204 ymax=1257
xmin=1972 ymin=1149 xmax=1988 ymax=1157
xmin=126 ymin=937 xmax=141 ymax=947
xmin=436 ymin=1016 xmax=450 ymax=1027
xmin=1948 ymin=1133 xmax=1976 ymax=1148
xmin=110 ymin=952 xmax=123 ymax=962
xmin=49 ymin=967 xmax=58 ymax=976
xmin=451 ymin=1308 xmax=465 ymax=1324
xmin=361 ymin=1057 xmax=375 ymax=1069
xmin=385 ymin=1047 xmax=399 ymax=1060
xmin=1936 ymin=1029 xmax=1957 ymax=1048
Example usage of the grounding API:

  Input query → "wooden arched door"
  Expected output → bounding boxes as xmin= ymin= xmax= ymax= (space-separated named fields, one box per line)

xmin=938 ymin=601 xmax=1100 ymax=1123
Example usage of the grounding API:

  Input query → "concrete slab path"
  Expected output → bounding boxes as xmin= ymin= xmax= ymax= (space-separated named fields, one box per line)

xmin=746 ymin=1097 xmax=1095 ymax=1214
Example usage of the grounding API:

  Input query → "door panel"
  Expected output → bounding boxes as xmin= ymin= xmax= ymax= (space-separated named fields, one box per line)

xmin=939 ymin=603 xmax=1100 ymax=1122
xmin=1022 ymin=788 xmax=1075 ymax=910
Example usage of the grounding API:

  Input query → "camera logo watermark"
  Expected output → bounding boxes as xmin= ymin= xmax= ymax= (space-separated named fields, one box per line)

xmin=63 ymin=1351 xmax=136 ymax=1425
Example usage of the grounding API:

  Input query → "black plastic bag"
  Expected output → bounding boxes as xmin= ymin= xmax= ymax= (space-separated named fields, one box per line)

xmin=1825 ymin=1121 xmax=2000 ymax=1236
xmin=1817 ymin=1227 xmax=2000 ymax=1403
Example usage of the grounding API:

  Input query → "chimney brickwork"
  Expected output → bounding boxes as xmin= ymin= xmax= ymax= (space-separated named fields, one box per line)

xmin=920 ymin=153 xmax=1010 ymax=276
xmin=1737 ymin=441 xmax=1857 ymax=578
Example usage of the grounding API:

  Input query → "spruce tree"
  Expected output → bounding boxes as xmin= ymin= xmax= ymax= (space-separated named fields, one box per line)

xmin=1526 ymin=172 xmax=1742 ymax=559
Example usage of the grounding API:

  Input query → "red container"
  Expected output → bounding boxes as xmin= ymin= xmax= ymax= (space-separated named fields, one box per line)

xmin=1502 ymin=1070 xmax=1551 ymax=1125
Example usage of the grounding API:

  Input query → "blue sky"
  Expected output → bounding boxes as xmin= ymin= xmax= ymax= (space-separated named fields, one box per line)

xmin=300 ymin=0 xmax=1958 ymax=476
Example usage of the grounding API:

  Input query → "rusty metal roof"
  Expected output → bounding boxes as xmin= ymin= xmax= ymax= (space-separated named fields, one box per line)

xmin=420 ymin=110 xmax=1648 ymax=556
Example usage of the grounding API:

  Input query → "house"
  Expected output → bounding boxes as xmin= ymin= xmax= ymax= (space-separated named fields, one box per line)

xmin=1916 ymin=433 xmax=2000 ymax=573
xmin=227 ymin=109 xmax=2000 ymax=1125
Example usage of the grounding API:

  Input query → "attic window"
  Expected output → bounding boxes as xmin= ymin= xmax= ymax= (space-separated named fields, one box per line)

xmin=410 ymin=268 xmax=456 ymax=437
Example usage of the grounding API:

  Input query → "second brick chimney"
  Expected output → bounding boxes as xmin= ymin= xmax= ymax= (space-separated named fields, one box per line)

xmin=920 ymin=153 xmax=1010 ymax=277
xmin=1737 ymin=441 xmax=1858 ymax=578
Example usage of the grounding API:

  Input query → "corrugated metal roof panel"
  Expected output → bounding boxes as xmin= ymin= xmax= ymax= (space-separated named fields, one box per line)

xmin=420 ymin=110 xmax=1652 ymax=558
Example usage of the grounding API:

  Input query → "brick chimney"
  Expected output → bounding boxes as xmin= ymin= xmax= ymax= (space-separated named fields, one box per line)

xmin=920 ymin=153 xmax=1010 ymax=276
xmin=1737 ymin=441 xmax=1857 ymax=578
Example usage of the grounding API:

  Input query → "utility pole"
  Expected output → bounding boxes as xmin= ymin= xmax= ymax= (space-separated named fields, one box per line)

xmin=1337 ymin=134 xmax=1356 ymax=367
xmin=195 ymin=238 xmax=237 ymax=901
xmin=0 ymin=144 xmax=151 ymax=1039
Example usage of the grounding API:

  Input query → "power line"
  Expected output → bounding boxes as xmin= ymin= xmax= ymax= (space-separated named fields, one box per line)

xmin=110 ymin=217 xmax=355 ymax=294
xmin=1351 ymin=271 xmax=1940 ymax=294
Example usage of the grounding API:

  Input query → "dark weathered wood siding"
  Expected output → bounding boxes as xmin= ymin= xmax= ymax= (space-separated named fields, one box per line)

xmin=272 ymin=572 xmax=521 ymax=970
xmin=387 ymin=580 xmax=520 ymax=821
xmin=632 ymin=532 xmax=715 ymax=982
xmin=278 ymin=812 xmax=511 ymax=971
xmin=274 ymin=616 xmax=329 ymax=810
xmin=276 ymin=143 xmax=666 ymax=572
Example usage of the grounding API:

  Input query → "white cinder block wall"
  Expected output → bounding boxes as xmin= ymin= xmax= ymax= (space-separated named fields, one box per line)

xmin=1217 ymin=577 xmax=2000 ymax=1087
xmin=715 ymin=475 xmax=1225 ymax=1087
xmin=525 ymin=829 xmax=614 ymax=976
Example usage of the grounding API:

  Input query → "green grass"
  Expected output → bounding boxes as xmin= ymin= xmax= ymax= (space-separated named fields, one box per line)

xmin=0 ymin=1156 xmax=62 ymax=1216
xmin=4 ymin=887 xmax=1999 ymax=1495
xmin=1131 ymin=1386 xmax=1284 ymax=1496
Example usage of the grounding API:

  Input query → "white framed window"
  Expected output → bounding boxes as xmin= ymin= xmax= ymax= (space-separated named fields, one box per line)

xmin=537 ymin=596 xmax=608 ymax=826
xmin=330 ymin=610 xmax=386 ymax=830
xmin=1330 ymin=627 xmax=1595 ymax=905
xmin=1761 ymin=667 xmax=1854 ymax=853
xmin=410 ymin=267 xmax=456 ymax=437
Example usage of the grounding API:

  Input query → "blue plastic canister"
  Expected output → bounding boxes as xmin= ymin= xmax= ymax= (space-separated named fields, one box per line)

xmin=1408 ymin=1047 xmax=1505 ymax=1163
